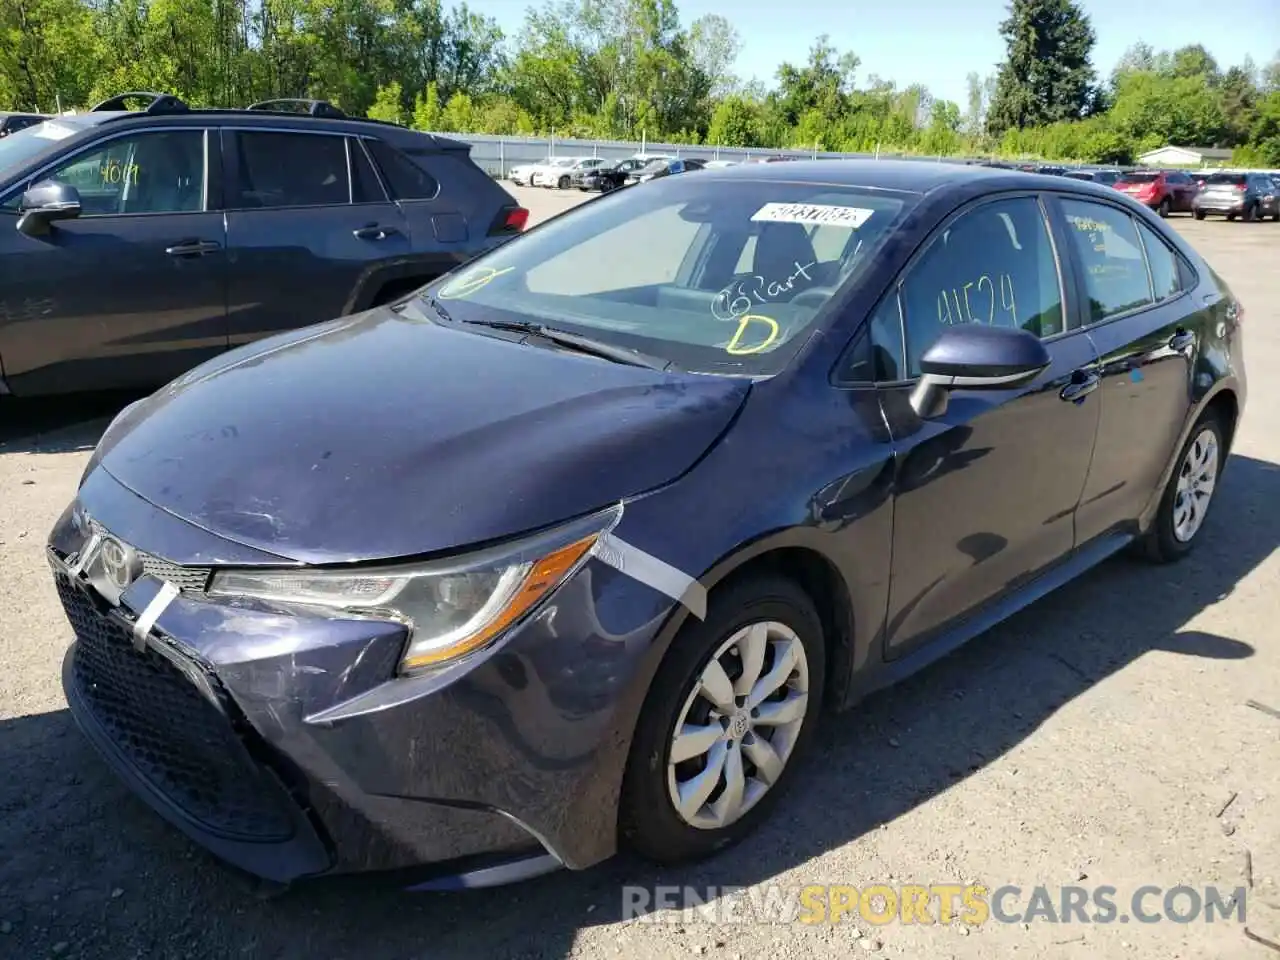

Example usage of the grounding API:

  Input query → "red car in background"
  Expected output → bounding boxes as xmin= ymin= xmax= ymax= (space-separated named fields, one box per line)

xmin=1113 ymin=170 xmax=1199 ymax=217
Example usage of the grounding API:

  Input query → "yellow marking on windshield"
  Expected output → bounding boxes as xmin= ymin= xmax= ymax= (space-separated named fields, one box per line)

xmin=725 ymin=314 xmax=780 ymax=355
xmin=437 ymin=266 xmax=514 ymax=300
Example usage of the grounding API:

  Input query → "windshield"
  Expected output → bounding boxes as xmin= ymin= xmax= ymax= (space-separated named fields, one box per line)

xmin=0 ymin=119 xmax=79 ymax=174
xmin=642 ymin=159 xmax=669 ymax=172
xmin=419 ymin=176 xmax=912 ymax=376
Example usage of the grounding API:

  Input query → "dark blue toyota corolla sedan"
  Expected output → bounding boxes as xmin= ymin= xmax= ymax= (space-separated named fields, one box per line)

xmin=49 ymin=160 xmax=1246 ymax=890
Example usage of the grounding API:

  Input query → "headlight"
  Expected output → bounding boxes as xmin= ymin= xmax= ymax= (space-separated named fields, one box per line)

xmin=207 ymin=507 xmax=619 ymax=672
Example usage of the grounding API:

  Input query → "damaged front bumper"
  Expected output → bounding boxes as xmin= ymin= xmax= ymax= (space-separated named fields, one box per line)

xmin=49 ymin=469 xmax=676 ymax=888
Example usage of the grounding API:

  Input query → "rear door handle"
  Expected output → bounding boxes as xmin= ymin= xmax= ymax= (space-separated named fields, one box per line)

xmin=1169 ymin=329 xmax=1195 ymax=352
xmin=1060 ymin=370 xmax=1100 ymax=403
xmin=353 ymin=225 xmax=400 ymax=241
xmin=165 ymin=239 xmax=221 ymax=257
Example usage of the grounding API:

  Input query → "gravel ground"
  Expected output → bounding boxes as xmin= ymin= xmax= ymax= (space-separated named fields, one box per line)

xmin=2 ymin=184 xmax=1279 ymax=960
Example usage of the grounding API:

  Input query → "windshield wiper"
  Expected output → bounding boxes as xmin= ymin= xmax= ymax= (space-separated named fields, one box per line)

xmin=461 ymin=318 xmax=670 ymax=370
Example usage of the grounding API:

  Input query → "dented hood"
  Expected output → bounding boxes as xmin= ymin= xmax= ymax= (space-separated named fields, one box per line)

xmin=94 ymin=307 xmax=750 ymax=564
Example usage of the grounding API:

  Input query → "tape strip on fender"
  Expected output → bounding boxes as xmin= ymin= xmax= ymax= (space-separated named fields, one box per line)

xmin=592 ymin=533 xmax=707 ymax=620
xmin=133 ymin=580 xmax=180 ymax=650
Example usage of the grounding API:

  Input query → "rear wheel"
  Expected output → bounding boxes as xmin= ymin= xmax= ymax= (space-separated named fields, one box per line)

xmin=1140 ymin=414 xmax=1225 ymax=563
xmin=1193 ymin=209 xmax=1207 ymax=220
xmin=1227 ymin=212 xmax=1237 ymax=221
xmin=558 ymin=175 xmax=571 ymax=189
xmin=619 ymin=574 xmax=825 ymax=864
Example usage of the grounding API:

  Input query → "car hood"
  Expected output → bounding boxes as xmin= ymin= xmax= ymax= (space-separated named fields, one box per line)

xmin=94 ymin=305 xmax=751 ymax=565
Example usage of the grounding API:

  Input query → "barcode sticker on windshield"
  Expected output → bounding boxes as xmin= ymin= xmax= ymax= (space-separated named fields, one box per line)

xmin=751 ymin=203 xmax=875 ymax=228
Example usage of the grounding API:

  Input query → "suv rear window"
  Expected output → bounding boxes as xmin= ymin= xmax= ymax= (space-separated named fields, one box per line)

xmin=366 ymin=140 xmax=439 ymax=200
xmin=1118 ymin=173 xmax=1159 ymax=183
xmin=1206 ymin=174 xmax=1246 ymax=185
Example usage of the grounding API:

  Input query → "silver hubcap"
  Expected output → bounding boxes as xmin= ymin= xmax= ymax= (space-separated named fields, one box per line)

xmin=1173 ymin=428 xmax=1219 ymax=543
xmin=666 ymin=621 xmax=810 ymax=830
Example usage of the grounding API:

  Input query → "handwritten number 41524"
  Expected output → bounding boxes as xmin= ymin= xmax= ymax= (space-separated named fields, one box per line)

xmin=938 ymin=273 xmax=1018 ymax=327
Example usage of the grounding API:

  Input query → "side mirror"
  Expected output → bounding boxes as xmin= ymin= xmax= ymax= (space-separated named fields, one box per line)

xmin=17 ymin=180 xmax=82 ymax=237
xmin=910 ymin=324 xmax=1051 ymax=419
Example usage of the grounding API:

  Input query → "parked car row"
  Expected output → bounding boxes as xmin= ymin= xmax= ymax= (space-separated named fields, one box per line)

xmin=509 ymin=154 xmax=714 ymax=192
xmin=0 ymin=91 xmax=527 ymax=397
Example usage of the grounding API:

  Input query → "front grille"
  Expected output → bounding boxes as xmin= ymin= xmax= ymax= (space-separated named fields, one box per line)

xmin=138 ymin=553 xmax=210 ymax=593
xmin=57 ymin=575 xmax=296 ymax=842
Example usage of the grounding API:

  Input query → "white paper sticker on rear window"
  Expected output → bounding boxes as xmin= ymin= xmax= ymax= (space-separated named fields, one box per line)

xmin=31 ymin=121 xmax=77 ymax=141
xmin=751 ymin=202 xmax=875 ymax=228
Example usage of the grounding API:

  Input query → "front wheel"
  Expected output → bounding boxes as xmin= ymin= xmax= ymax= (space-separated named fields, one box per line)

xmin=1157 ymin=198 xmax=1171 ymax=218
xmin=1194 ymin=209 xmax=1207 ymax=220
xmin=558 ymin=175 xmax=570 ymax=189
xmin=619 ymin=575 xmax=826 ymax=864
xmin=1140 ymin=414 xmax=1225 ymax=563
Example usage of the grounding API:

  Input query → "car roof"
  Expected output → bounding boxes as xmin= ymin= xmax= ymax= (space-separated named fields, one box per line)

xmin=692 ymin=158 xmax=1118 ymax=198
xmin=15 ymin=106 xmax=468 ymax=151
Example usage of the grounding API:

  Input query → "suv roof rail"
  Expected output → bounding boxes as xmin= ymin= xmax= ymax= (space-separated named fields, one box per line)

xmin=247 ymin=98 xmax=347 ymax=119
xmin=91 ymin=92 xmax=189 ymax=114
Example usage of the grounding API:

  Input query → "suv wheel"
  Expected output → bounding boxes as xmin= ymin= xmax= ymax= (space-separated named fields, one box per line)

xmin=1157 ymin=197 xmax=1171 ymax=218
xmin=558 ymin=175 xmax=571 ymax=189
xmin=1193 ymin=209 xmax=1207 ymax=220
xmin=619 ymin=574 xmax=825 ymax=864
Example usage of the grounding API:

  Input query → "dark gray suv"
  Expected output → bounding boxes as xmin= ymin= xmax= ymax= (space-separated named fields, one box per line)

xmin=0 ymin=93 xmax=526 ymax=397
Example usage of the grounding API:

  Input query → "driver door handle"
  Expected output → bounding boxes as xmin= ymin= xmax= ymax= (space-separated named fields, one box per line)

xmin=1060 ymin=369 xmax=1100 ymax=403
xmin=1169 ymin=329 xmax=1195 ymax=353
xmin=353 ymin=224 xmax=400 ymax=241
xmin=165 ymin=239 xmax=221 ymax=257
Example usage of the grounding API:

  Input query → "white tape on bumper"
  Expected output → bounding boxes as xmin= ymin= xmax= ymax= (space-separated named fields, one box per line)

xmin=133 ymin=581 xmax=180 ymax=650
xmin=592 ymin=533 xmax=707 ymax=620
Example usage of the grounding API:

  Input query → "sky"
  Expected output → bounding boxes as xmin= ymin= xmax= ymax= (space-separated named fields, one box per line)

xmin=480 ymin=0 xmax=1280 ymax=106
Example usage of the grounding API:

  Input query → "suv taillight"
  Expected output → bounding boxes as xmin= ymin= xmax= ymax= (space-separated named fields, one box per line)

xmin=489 ymin=206 xmax=529 ymax=235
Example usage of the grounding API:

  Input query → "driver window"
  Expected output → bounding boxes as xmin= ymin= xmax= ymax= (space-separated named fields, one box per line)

xmin=898 ymin=197 xmax=1064 ymax=377
xmin=39 ymin=131 xmax=205 ymax=216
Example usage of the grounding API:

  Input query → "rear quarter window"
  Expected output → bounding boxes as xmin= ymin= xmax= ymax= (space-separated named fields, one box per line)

xmin=365 ymin=139 xmax=440 ymax=200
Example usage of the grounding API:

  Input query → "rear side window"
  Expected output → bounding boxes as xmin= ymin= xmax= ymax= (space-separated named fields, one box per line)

xmin=232 ymin=132 xmax=348 ymax=208
xmin=1134 ymin=220 xmax=1182 ymax=302
xmin=366 ymin=140 xmax=439 ymax=200
xmin=1060 ymin=199 xmax=1152 ymax=322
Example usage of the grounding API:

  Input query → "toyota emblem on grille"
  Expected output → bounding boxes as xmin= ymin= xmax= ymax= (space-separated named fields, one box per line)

xmin=98 ymin=536 xmax=140 ymax=591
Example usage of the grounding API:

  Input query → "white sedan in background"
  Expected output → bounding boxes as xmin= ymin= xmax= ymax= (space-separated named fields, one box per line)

xmin=533 ymin=157 xmax=608 ymax=188
xmin=508 ymin=163 xmax=539 ymax=186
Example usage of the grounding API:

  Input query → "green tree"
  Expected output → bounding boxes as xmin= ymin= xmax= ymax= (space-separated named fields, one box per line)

xmin=987 ymin=0 xmax=1098 ymax=136
xmin=413 ymin=81 xmax=442 ymax=130
xmin=706 ymin=94 xmax=758 ymax=146
xmin=368 ymin=80 xmax=406 ymax=125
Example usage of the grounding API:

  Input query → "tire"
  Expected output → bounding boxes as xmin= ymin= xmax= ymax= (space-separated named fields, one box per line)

xmin=1193 ymin=209 xmax=1206 ymax=220
xmin=619 ymin=574 xmax=826 ymax=865
xmin=1243 ymin=203 xmax=1258 ymax=223
xmin=1140 ymin=414 xmax=1225 ymax=563
xmin=1227 ymin=213 xmax=1237 ymax=221
xmin=1157 ymin=198 xmax=1171 ymax=218
xmin=558 ymin=175 xmax=570 ymax=189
